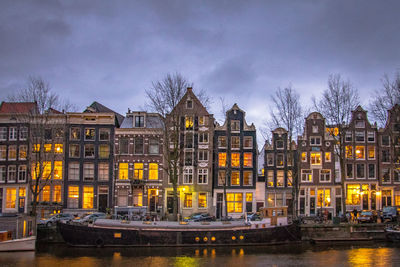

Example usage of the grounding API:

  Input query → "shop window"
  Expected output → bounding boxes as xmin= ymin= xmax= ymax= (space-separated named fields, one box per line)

xmin=267 ymin=170 xmax=274 ymax=187
xmin=301 ymin=169 xmax=312 ymax=182
xmin=184 ymin=193 xmax=192 ymax=208
xmin=325 ymin=152 xmax=331 ymax=162
xmin=6 ymin=188 xmax=16 ymax=209
xmin=231 ymin=153 xmax=240 ymax=167
xmin=317 ymin=189 xmax=331 ymax=207
xmin=218 ymin=170 xmax=226 ymax=186
xmin=198 ymin=193 xmax=207 ymax=208
xmin=149 ymin=138 xmax=159 ymax=154
xmin=244 ymin=136 xmax=253 ymax=148
xmin=84 ymin=144 xmax=95 ymax=158
xmin=54 ymin=161 xmax=63 ymax=180
xmin=149 ymin=163 xmax=158 ymax=180
xmin=99 ymin=128 xmax=110 ymax=141
xmin=277 ymin=170 xmax=284 ymax=187
xmin=243 ymin=171 xmax=252 ymax=186
xmin=185 ymin=116 xmax=194 ymax=130
xmin=231 ymin=136 xmax=240 ymax=149
xmin=53 ymin=185 xmax=61 ymax=203
xmin=243 ymin=153 xmax=252 ymax=167
xmin=69 ymin=144 xmax=80 ymax=158
xmin=310 ymin=152 xmax=321 ymax=165
xmin=346 ymin=185 xmax=360 ymax=205
xmin=68 ymin=186 xmax=79 ymax=209
xmin=320 ymin=169 xmax=331 ymax=182
xmin=119 ymin=138 xmax=129 ymax=154
xmin=119 ymin=163 xmax=128 ymax=180
xmin=99 ymin=145 xmax=110 ymax=159
xmin=68 ymin=162 xmax=80 ymax=180
xmin=231 ymin=171 xmax=240 ymax=186
xmin=198 ymin=169 xmax=208 ymax=184
xmin=42 ymin=186 xmax=50 ymax=202
xmin=183 ymin=168 xmax=193 ymax=184
xmin=227 ymin=193 xmax=243 ymax=213
xmin=218 ymin=136 xmax=226 ymax=147
xmin=134 ymin=137 xmax=144 ymax=154
xmin=83 ymin=163 xmax=94 ymax=181
xmin=98 ymin=163 xmax=109 ymax=181
xmin=83 ymin=186 xmax=94 ymax=209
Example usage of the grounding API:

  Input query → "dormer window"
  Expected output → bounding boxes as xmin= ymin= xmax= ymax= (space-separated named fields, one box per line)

xmin=312 ymin=126 xmax=318 ymax=133
xmin=355 ymin=120 xmax=365 ymax=128
xmin=310 ymin=137 xmax=321 ymax=146
xmin=135 ymin=116 xmax=144 ymax=127
xmin=186 ymin=100 xmax=193 ymax=109
xmin=231 ymin=120 xmax=240 ymax=131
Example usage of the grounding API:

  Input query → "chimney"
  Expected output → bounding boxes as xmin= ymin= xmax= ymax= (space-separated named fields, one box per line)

xmin=187 ymin=87 xmax=193 ymax=92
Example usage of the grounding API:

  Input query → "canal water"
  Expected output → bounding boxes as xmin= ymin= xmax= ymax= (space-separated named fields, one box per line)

xmin=1 ymin=243 xmax=400 ymax=267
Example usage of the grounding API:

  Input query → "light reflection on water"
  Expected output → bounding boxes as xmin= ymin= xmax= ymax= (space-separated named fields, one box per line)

xmin=1 ymin=243 xmax=400 ymax=267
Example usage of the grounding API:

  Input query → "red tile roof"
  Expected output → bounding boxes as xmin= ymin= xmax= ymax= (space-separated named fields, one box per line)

xmin=0 ymin=102 xmax=38 ymax=114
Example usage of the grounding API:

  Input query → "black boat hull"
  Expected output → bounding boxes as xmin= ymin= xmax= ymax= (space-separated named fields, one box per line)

xmin=58 ymin=222 xmax=301 ymax=247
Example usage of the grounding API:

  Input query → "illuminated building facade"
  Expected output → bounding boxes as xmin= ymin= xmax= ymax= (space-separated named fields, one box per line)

xmin=213 ymin=104 xmax=257 ymax=219
xmin=114 ymin=111 xmax=164 ymax=215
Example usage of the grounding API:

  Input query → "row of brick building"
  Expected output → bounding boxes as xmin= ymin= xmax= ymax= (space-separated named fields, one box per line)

xmin=1 ymin=87 xmax=399 ymax=220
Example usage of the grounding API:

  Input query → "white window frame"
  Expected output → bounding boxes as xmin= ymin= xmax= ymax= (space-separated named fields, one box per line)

xmin=68 ymin=162 xmax=80 ymax=181
xmin=301 ymin=169 xmax=312 ymax=182
xmin=183 ymin=167 xmax=193 ymax=184
xmin=198 ymin=169 xmax=208 ymax=184
xmin=0 ymin=127 xmax=7 ymax=141
xmin=310 ymin=136 xmax=321 ymax=146
xmin=18 ymin=165 xmax=26 ymax=182
xmin=320 ymin=169 xmax=331 ymax=182
xmin=198 ymin=133 xmax=209 ymax=144
xmin=9 ymin=127 xmax=17 ymax=141
xmin=8 ymin=165 xmax=16 ymax=182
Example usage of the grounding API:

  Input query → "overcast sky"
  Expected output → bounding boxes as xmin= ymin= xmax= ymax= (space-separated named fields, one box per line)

xmin=1 ymin=0 xmax=399 ymax=142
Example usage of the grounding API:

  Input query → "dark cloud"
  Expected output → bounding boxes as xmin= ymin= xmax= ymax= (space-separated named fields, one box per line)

xmin=0 ymin=0 xmax=399 ymax=143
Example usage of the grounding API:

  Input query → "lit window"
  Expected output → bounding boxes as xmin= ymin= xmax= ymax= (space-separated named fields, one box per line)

xmin=43 ymin=161 xmax=52 ymax=179
xmin=53 ymin=185 xmax=61 ymax=203
xmin=243 ymin=153 xmax=252 ymax=167
xmin=54 ymin=161 xmax=63 ymax=180
xmin=246 ymin=193 xmax=253 ymax=202
xmin=85 ymin=128 xmax=95 ymax=140
xmin=219 ymin=153 xmax=226 ymax=167
xmin=320 ymin=169 xmax=331 ymax=182
xmin=119 ymin=163 xmax=128 ymax=180
xmin=287 ymin=170 xmax=292 ymax=187
xmin=325 ymin=152 xmax=331 ymax=162
xmin=198 ymin=193 xmax=207 ymax=208
xmin=218 ymin=136 xmax=227 ymax=147
xmin=227 ymin=193 xmax=243 ymax=213
xmin=346 ymin=185 xmax=360 ymax=205
xmin=355 ymin=146 xmax=365 ymax=159
xmin=8 ymin=146 xmax=16 ymax=160
xmin=277 ymin=170 xmax=284 ymax=187
xmin=346 ymin=146 xmax=353 ymax=159
xmin=243 ymin=171 xmax=252 ymax=186
xmin=68 ymin=186 xmax=79 ymax=209
xmin=185 ymin=116 xmax=194 ymax=130
xmin=199 ymin=116 xmax=205 ymax=126
xmin=83 ymin=163 xmax=94 ymax=181
xmin=326 ymin=127 xmax=338 ymax=136
xmin=98 ymin=163 xmax=109 ymax=181
xmin=218 ymin=170 xmax=226 ymax=186
xmin=149 ymin=163 xmax=158 ymax=180
xmin=317 ymin=189 xmax=331 ymax=207
xmin=231 ymin=136 xmax=240 ymax=149
xmin=184 ymin=193 xmax=192 ymax=208
xmin=42 ymin=186 xmax=50 ymax=202
xmin=6 ymin=188 xmax=16 ymax=209
xmin=267 ymin=170 xmax=274 ymax=187
xmin=301 ymin=169 xmax=312 ymax=182
xmin=231 ymin=153 xmax=240 ymax=167
xmin=310 ymin=152 xmax=321 ymax=165
xmin=99 ymin=144 xmax=110 ymax=159
xmin=231 ymin=171 xmax=240 ymax=185
xmin=83 ymin=186 xmax=94 ymax=209
xmin=368 ymin=146 xmax=375 ymax=159
xmin=43 ymin=144 xmax=52 ymax=153
xmin=0 ymin=146 xmax=6 ymax=160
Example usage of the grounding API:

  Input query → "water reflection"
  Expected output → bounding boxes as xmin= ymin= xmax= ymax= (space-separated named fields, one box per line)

xmin=2 ymin=243 xmax=400 ymax=267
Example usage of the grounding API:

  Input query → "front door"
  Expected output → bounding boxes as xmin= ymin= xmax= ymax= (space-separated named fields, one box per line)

xmin=310 ymin=197 xmax=315 ymax=215
xmin=216 ymin=193 xmax=223 ymax=218
xmin=362 ymin=194 xmax=369 ymax=210
xmin=371 ymin=192 xmax=376 ymax=210
xmin=98 ymin=194 xmax=108 ymax=213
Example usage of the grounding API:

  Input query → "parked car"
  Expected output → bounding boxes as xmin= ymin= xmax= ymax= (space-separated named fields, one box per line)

xmin=38 ymin=213 xmax=74 ymax=227
xmin=383 ymin=206 xmax=400 ymax=222
xmin=184 ymin=213 xmax=214 ymax=222
xmin=73 ymin=212 xmax=106 ymax=224
xmin=357 ymin=210 xmax=377 ymax=223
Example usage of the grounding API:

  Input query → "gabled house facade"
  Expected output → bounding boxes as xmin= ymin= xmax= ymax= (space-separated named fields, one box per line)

xmin=213 ymin=104 xmax=257 ymax=218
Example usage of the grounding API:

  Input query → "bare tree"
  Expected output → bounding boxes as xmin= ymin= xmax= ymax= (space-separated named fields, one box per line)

xmin=267 ymin=85 xmax=304 ymax=218
xmin=146 ymin=73 xmax=209 ymax=220
xmin=369 ymin=71 xmax=400 ymax=127
xmin=313 ymin=74 xmax=360 ymax=216
xmin=8 ymin=77 xmax=69 ymax=221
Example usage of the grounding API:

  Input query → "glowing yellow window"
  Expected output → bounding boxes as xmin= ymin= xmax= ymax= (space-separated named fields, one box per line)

xmin=301 ymin=152 xmax=307 ymax=162
xmin=346 ymin=146 xmax=353 ymax=159
xmin=6 ymin=188 xmax=16 ymax=209
xmin=310 ymin=152 xmax=321 ymax=165
xmin=134 ymin=163 xmax=143 ymax=179
xmin=287 ymin=170 xmax=293 ymax=187
xmin=119 ymin=163 xmax=128 ymax=180
xmin=198 ymin=193 xmax=207 ymax=208
xmin=185 ymin=116 xmax=194 ymax=130
xmin=83 ymin=186 xmax=94 ymax=209
xmin=231 ymin=171 xmax=240 ymax=185
xmin=325 ymin=152 xmax=331 ymax=162
xmin=346 ymin=184 xmax=360 ymax=205
xmin=43 ymin=161 xmax=52 ymax=179
xmin=55 ymin=144 xmax=63 ymax=153
xmin=368 ymin=146 xmax=375 ymax=159
xmin=227 ymin=193 xmax=243 ymax=213
xmin=246 ymin=193 xmax=253 ymax=202
xmin=19 ymin=188 xmax=26 ymax=197
xmin=53 ymin=185 xmax=61 ymax=203
xmin=243 ymin=153 xmax=252 ymax=167
xmin=54 ymin=161 xmax=63 ymax=179
xmin=218 ymin=153 xmax=226 ymax=167
xmin=44 ymin=144 xmax=52 ymax=152
xmin=355 ymin=146 xmax=365 ymax=159
xmin=326 ymin=127 xmax=338 ymax=136
xmin=31 ymin=163 xmax=38 ymax=180
xmin=149 ymin=163 xmax=158 ymax=180
xmin=42 ymin=186 xmax=50 ymax=202
xmin=231 ymin=153 xmax=240 ymax=167
xmin=317 ymin=189 xmax=331 ymax=207
xmin=33 ymin=144 xmax=40 ymax=152
xmin=68 ymin=186 xmax=79 ymax=208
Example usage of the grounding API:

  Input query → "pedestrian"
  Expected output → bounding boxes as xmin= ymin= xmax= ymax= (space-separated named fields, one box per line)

xmin=352 ymin=208 xmax=358 ymax=223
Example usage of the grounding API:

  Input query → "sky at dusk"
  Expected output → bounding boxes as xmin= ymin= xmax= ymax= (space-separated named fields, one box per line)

xmin=1 ymin=0 xmax=399 ymax=143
